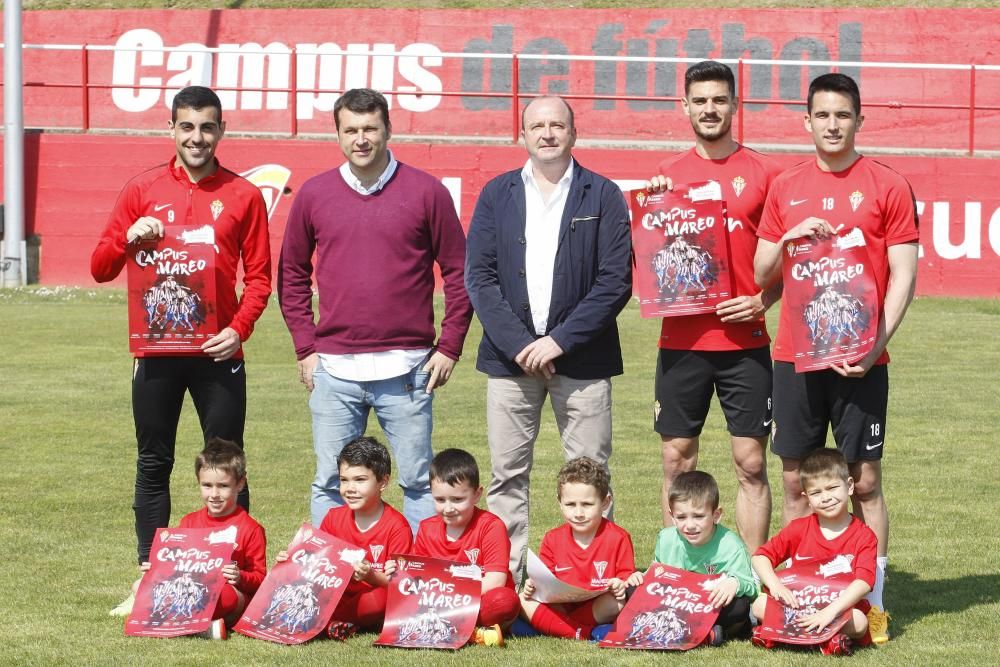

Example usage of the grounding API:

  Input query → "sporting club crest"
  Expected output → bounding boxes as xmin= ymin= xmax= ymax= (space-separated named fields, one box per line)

xmin=731 ymin=176 xmax=746 ymax=198
xmin=849 ymin=190 xmax=864 ymax=212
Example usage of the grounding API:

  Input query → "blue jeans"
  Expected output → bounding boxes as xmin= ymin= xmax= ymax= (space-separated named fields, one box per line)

xmin=309 ymin=361 xmax=434 ymax=533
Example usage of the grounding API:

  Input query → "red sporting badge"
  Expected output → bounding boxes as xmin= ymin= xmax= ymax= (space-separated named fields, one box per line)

xmin=374 ymin=554 xmax=482 ymax=650
xmin=234 ymin=523 xmax=358 ymax=644
xmin=599 ymin=564 xmax=721 ymax=650
xmin=757 ymin=561 xmax=853 ymax=646
xmin=127 ymin=224 xmax=218 ymax=355
xmin=630 ymin=182 xmax=734 ymax=318
xmin=125 ymin=527 xmax=235 ymax=637
xmin=782 ymin=228 xmax=879 ymax=372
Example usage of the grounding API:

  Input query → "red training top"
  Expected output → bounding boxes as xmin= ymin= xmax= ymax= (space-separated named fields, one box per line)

xmin=539 ymin=518 xmax=636 ymax=590
xmin=178 ymin=505 xmax=267 ymax=596
xmin=413 ymin=508 xmax=514 ymax=589
xmin=319 ymin=502 xmax=413 ymax=595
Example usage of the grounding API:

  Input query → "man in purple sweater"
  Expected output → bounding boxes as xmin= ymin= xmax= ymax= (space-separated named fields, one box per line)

xmin=278 ymin=88 xmax=473 ymax=533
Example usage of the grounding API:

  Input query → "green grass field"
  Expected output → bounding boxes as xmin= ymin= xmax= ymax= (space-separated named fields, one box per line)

xmin=0 ymin=288 xmax=997 ymax=665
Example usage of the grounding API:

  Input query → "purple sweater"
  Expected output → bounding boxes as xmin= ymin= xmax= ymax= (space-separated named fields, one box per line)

xmin=278 ymin=162 xmax=472 ymax=360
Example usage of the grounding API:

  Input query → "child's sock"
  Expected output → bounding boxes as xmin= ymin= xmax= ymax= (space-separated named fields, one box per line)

xmin=529 ymin=604 xmax=594 ymax=640
xmin=214 ymin=584 xmax=240 ymax=620
xmin=478 ymin=587 xmax=520 ymax=627
xmin=865 ymin=556 xmax=888 ymax=608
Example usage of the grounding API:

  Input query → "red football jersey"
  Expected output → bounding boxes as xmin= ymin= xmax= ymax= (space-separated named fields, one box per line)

xmin=178 ymin=505 xmax=267 ymax=596
xmin=657 ymin=146 xmax=783 ymax=351
xmin=319 ymin=502 xmax=413 ymax=594
xmin=413 ymin=508 xmax=513 ymax=588
xmin=758 ymin=156 xmax=919 ymax=364
xmin=538 ymin=519 xmax=636 ymax=590
xmin=754 ymin=514 xmax=877 ymax=589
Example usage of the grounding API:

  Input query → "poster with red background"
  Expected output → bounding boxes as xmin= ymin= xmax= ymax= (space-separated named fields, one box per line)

xmin=234 ymin=523 xmax=358 ymax=645
xmin=600 ymin=564 xmax=720 ymax=651
xmin=375 ymin=554 xmax=482 ymax=650
xmin=126 ymin=527 xmax=235 ymax=638
xmin=781 ymin=228 xmax=879 ymax=372
xmin=630 ymin=183 xmax=733 ymax=317
xmin=127 ymin=225 xmax=218 ymax=355
xmin=757 ymin=563 xmax=853 ymax=645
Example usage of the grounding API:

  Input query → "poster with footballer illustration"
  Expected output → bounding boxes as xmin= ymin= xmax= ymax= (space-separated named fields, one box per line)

xmin=599 ymin=564 xmax=720 ymax=650
xmin=234 ymin=523 xmax=357 ymax=644
xmin=629 ymin=182 xmax=734 ymax=318
xmin=781 ymin=227 xmax=879 ymax=372
xmin=127 ymin=224 xmax=218 ymax=355
xmin=125 ymin=527 xmax=235 ymax=637
xmin=756 ymin=561 xmax=853 ymax=645
xmin=374 ymin=554 xmax=481 ymax=650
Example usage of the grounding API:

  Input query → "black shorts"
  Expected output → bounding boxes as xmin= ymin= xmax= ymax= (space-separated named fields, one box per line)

xmin=653 ymin=347 xmax=773 ymax=438
xmin=771 ymin=361 xmax=888 ymax=463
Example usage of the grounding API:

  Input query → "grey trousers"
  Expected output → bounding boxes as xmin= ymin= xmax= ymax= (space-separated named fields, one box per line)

xmin=485 ymin=374 xmax=614 ymax=583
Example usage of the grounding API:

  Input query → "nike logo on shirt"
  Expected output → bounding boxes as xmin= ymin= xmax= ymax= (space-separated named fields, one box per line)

xmin=554 ymin=566 xmax=573 ymax=572
xmin=154 ymin=203 xmax=172 ymax=212
xmin=790 ymin=199 xmax=808 ymax=206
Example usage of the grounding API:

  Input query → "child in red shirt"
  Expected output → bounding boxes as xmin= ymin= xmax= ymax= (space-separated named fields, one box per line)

xmin=276 ymin=436 xmax=412 ymax=639
xmin=520 ymin=457 xmax=641 ymax=640
xmin=413 ymin=448 xmax=520 ymax=644
xmin=131 ymin=439 xmax=266 ymax=639
xmin=751 ymin=449 xmax=876 ymax=656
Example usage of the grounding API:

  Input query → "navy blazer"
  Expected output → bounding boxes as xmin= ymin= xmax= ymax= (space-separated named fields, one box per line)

xmin=465 ymin=160 xmax=633 ymax=380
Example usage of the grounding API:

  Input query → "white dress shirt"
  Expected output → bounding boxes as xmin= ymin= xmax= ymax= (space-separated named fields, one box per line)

xmin=522 ymin=158 xmax=574 ymax=336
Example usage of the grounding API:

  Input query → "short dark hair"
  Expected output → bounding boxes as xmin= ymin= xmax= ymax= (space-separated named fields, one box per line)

xmin=800 ymin=449 xmax=851 ymax=488
xmin=334 ymin=87 xmax=391 ymax=132
xmin=668 ymin=471 xmax=720 ymax=511
xmin=429 ymin=448 xmax=479 ymax=489
xmin=520 ymin=95 xmax=575 ymax=131
xmin=684 ymin=60 xmax=736 ymax=98
xmin=807 ymin=73 xmax=861 ymax=116
xmin=195 ymin=438 xmax=246 ymax=481
xmin=171 ymin=85 xmax=223 ymax=124
xmin=338 ymin=436 xmax=391 ymax=480
xmin=557 ymin=457 xmax=610 ymax=499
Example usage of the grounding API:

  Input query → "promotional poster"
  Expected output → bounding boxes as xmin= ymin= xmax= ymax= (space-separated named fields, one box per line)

xmin=234 ymin=523 xmax=358 ymax=645
xmin=781 ymin=228 xmax=879 ymax=372
xmin=374 ymin=554 xmax=482 ymax=650
xmin=629 ymin=182 xmax=734 ymax=318
xmin=125 ymin=527 xmax=235 ymax=637
xmin=127 ymin=224 xmax=218 ymax=355
xmin=600 ymin=564 xmax=721 ymax=651
xmin=757 ymin=561 xmax=853 ymax=645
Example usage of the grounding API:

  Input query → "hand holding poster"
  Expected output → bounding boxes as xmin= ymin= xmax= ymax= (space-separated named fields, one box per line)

xmin=126 ymin=527 xmax=235 ymax=637
xmin=599 ymin=564 xmax=721 ymax=651
xmin=781 ymin=228 xmax=879 ymax=372
xmin=756 ymin=561 xmax=853 ymax=645
xmin=524 ymin=549 xmax=606 ymax=604
xmin=375 ymin=554 xmax=481 ymax=650
xmin=233 ymin=523 xmax=358 ymax=644
xmin=127 ymin=224 xmax=218 ymax=355
xmin=629 ymin=182 xmax=734 ymax=318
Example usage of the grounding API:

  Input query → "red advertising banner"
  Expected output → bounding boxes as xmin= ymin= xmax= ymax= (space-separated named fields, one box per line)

xmin=374 ymin=554 xmax=482 ymax=650
xmin=599 ymin=564 xmax=720 ymax=651
xmin=757 ymin=563 xmax=853 ymax=646
xmin=781 ymin=228 xmax=879 ymax=372
xmin=233 ymin=523 xmax=357 ymax=645
xmin=630 ymin=183 xmax=733 ymax=317
xmin=125 ymin=527 xmax=235 ymax=638
xmin=127 ymin=225 xmax=218 ymax=355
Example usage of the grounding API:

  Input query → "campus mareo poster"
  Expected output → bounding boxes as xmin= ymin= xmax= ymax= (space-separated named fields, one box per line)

xmin=757 ymin=561 xmax=853 ymax=645
xmin=630 ymin=182 xmax=734 ymax=318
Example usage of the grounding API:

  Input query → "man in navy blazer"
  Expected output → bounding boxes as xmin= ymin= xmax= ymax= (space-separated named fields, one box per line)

xmin=465 ymin=95 xmax=632 ymax=581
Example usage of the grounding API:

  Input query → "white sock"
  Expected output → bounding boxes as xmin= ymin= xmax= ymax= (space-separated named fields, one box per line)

xmin=865 ymin=556 xmax=888 ymax=608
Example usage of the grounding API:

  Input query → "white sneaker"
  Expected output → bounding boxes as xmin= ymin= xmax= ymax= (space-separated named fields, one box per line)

xmin=108 ymin=592 xmax=135 ymax=617
xmin=199 ymin=618 xmax=228 ymax=640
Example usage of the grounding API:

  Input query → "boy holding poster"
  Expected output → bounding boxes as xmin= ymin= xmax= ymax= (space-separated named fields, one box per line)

xmin=648 ymin=471 xmax=757 ymax=644
xmin=519 ymin=457 xmax=641 ymax=640
xmin=413 ymin=449 xmax=521 ymax=645
xmin=751 ymin=449 xmax=876 ymax=656
xmin=274 ymin=436 xmax=412 ymax=639
xmin=130 ymin=439 xmax=266 ymax=638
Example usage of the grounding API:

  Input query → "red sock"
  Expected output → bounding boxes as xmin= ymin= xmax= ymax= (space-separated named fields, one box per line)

xmin=529 ymin=603 xmax=594 ymax=640
xmin=213 ymin=584 xmax=240 ymax=620
xmin=332 ymin=587 xmax=388 ymax=630
xmin=478 ymin=587 xmax=520 ymax=627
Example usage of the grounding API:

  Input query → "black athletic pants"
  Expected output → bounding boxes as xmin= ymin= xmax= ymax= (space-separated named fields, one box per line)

xmin=131 ymin=356 xmax=248 ymax=562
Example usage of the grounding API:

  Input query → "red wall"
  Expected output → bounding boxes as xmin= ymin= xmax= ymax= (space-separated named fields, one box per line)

xmin=10 ymin=133 xmax=1000 ymax=297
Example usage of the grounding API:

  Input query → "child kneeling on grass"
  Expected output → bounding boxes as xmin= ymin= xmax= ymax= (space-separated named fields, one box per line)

xmin=519 ymin=457 xmax=642 ymax=641
xmin=751 ymin=449 xmax=876 ymax=656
